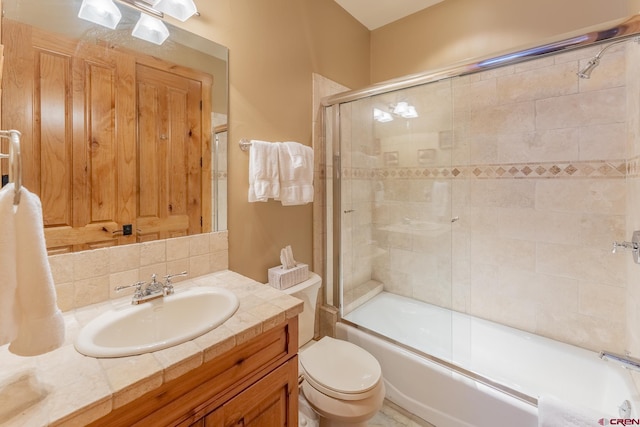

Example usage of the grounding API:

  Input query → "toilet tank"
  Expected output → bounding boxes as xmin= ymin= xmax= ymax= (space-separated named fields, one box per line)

xmin=281 ymin=273 xmax=322 ymax=346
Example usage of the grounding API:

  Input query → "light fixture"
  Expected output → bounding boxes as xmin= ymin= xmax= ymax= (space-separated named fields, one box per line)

xmin=392 ymin=101 xmax=419 ymax=118
xmin=154 ymin=0 xmax=198 ymax=22
xmin=78 ymin=0 xmax=122 ymax=29
xmin=132 ymin=14 xmax=170 ymax=45
xmin=373 ymin=108 xmax=393 ymax=123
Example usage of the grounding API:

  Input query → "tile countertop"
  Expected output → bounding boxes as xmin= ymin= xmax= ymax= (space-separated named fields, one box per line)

xmin=0 ymin=270 xmax=303 ymax=427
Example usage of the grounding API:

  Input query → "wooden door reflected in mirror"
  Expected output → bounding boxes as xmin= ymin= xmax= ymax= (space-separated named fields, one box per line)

xmin=2 ymin=19 xmax=212 ymax=254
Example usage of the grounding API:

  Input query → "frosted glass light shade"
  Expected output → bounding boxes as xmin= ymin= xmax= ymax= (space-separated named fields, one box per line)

xmin=132 ymin=14 xmax=170 ymax=45
xmin=155 ymin=0 xmax=197 ymax=22
xmin=78 ymin=0 xmax=122 ymax=29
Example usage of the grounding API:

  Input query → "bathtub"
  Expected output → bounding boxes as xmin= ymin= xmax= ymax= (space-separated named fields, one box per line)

xmin=338 ymin=292 xmax=639 ymax=427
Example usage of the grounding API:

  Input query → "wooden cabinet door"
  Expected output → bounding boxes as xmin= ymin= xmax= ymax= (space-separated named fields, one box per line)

xmin=2 ymin=19 xmax=136 ymax=253
xmin=136 ymin=63 xmax=203 ymax=242
xmin=202 ymin=358 xmax=299 ymax=427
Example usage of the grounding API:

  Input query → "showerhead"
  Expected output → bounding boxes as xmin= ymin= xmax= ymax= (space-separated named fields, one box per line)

xmin=577 ymin=57 xmax=600 ymax=79
xmin=577 ymin=37 xmax=638 ymax=79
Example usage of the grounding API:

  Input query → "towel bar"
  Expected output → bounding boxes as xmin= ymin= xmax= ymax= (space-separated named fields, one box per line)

xmin=0 ymin=129 xmax=22 ymax=206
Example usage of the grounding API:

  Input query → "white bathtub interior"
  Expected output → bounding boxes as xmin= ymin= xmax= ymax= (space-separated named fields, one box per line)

xmin=340 ymin=292 xmax=639 ymax=426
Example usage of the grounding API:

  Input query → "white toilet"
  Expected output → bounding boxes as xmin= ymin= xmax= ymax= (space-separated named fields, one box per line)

xmin=282 ymin=273 xmax=385 ymax=427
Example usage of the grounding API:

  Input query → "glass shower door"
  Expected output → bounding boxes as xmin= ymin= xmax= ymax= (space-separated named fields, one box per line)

xmin=337 ymin=80 xmax=457 ymax=363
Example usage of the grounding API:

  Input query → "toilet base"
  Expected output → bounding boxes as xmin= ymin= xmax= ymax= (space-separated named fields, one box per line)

xmin=301 ymin=380 xmax=385 ymax=427
xmin=318 ymin=418 xmax=368 ymax=427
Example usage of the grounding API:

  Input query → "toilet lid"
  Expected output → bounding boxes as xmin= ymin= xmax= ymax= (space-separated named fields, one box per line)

xmin=299 ymin=337 xmax=381 ymax=399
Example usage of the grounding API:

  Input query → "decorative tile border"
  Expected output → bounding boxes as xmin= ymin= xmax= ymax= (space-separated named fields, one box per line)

xmin=343 ymin=159 xmax=628 ymax=180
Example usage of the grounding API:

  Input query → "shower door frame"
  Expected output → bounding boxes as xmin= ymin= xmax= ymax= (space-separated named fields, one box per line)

xmin=324 ymin=12 xmax=640 ymax=315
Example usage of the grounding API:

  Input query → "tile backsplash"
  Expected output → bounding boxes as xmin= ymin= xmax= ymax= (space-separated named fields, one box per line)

xmin=50 ymin=231 xmax=229 ymax=311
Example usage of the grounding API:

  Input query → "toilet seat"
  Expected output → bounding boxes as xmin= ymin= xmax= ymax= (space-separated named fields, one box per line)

xmin=299 ymin=337 xmax=382 ymax=401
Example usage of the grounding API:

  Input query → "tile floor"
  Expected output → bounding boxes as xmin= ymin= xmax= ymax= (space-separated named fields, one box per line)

xmin=370 ymin=401 xmax=434 ymax=427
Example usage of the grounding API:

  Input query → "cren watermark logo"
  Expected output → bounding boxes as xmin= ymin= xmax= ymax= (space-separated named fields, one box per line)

xmin=599 ymin=419 xmax=640 ymax=426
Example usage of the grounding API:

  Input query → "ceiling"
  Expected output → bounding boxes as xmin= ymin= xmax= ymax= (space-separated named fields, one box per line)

xmin=334 ymin=0 xmax=446 ymax=30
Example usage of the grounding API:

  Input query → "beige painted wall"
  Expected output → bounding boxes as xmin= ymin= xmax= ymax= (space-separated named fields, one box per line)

xmin=371 ymin=0 xmax=635 ymax=82
xmin=172 ymin=0 xmax=370 ymax=282
xmin=172 ymin=0 xmax=640 ymax=284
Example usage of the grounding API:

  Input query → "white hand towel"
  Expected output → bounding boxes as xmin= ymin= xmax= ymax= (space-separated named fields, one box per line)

xmin=277 ymin=142 xmax=314 ymax=206
xmin=538 ymin=395 xmax=605 ymax=427
xmin=284 ymin=141 xmax=307 ymax=169
xmin=248 ymin=140 xmax=281 ymax=202
xmin=8 ymin=186 xmax=65 ymax=356
xmin=0 ymin=184 xmax=19 ymax=345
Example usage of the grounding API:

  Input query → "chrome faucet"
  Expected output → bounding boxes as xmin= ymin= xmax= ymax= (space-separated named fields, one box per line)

xmin=115 ymin=271 xmax=188 ymax=304
xmin=599 ymin=350 xmax=640 ymax=372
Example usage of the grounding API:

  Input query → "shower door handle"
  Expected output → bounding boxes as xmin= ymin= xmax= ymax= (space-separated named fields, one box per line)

xmin=344 ymin=209 xmax=355 ymax=214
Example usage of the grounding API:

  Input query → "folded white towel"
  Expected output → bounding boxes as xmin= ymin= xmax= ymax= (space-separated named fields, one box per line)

xmin=284 ymin=141 xmax=307 ymax=169
xmin=277 ymin=142 xmax=314 ymax=206
xmin=538 ymin=395 xmax=605 ymax=427
xmin=0 ymin=184 xmax=19 ymax=345
xmin=248 ymin=140 xmax=281 ymax=202
xmin=7 ymin=186 xmax=65 ymax=356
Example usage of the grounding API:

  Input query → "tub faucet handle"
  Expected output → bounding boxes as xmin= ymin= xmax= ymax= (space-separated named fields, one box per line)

xmin=612 ymin=231 xmax=640 ymax=263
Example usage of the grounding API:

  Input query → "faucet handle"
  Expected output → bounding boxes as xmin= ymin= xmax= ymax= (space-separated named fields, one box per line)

xmin=163 ymin=271 xmax=188 ymax=295
xmin=164 ymin=271 xmax=188 ymax=283
xmin=115 ymin=281 xmax=146 ymax=297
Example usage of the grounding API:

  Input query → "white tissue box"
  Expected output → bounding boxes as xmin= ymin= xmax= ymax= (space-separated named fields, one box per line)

xmin=268 ymin=263 xmax=309 ymax=290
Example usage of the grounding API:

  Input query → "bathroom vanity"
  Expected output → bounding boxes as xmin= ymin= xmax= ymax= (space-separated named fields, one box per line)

xmin=0 ymin=271 xmax=303 ymax=426
xmin=90 ymin=317 xmax=299 ymax=426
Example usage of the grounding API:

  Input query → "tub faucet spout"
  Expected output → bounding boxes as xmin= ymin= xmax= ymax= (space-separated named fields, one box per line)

xmin=599 ymin=351 xmax=640 ymax=372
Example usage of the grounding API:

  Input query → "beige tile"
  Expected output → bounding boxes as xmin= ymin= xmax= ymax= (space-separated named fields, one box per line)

xmin=210 ymin=231 xmax=228 ymax=253
xmin=497 ymin=61 xmax=577 ymax=103
xmin=223 ymin=311 xmax=262 ymax=344
xmin=252 ymin=302 xmax=287 ymax=332
xmin=189 ymin=254 xmax=211 ymax=277
xmin=535 ymin=87 xmax=626 ymax=130
xmin=74 ymin=276 xmax=110 ymax=307
xmin=55 ymin=283 xmax=75 ymax=312
xmin=579 ymin=282 xmax=626 ymax=322
xmin=166 ymin=236 xmax=190 ymax=261
xmin=469 ymin=101 xmax=535 ymax=135
xmin=189 ymin=234 xmax=209 ymax=256
xmin=73 ymin=249 xmax=109 ymax=281
xmin=140 ymin=241 xmax=166 ymax=266
xmin=99 ymin=353 xmax=163 ymax=409
xmin=194 ymin=324 xmax=236 ymax=363
xmin=536 ymin=242 xmax=626 ymax=286
xmin=153 ymin=341 xmax=203 ymax=383
xmin=210 ymin=250 xmax=229 ymax=272
xmin=139 ymin=263 xmax=167 ymax=283
xmin=535 ymin=179 xmax=626 ymax=215
xmin=109 ymin=245 xmax=141 ymax=273
xmin=578 ymin=123 xmax=625 ymax=161
xmin=496 ymin=128 xmax=580 ymax=163
xmin=49 ymin=254 xmax=74 ymax=284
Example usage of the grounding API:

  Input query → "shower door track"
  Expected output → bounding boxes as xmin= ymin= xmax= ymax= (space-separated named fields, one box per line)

xmin=339 ymin=318 xmax=538 ymax=408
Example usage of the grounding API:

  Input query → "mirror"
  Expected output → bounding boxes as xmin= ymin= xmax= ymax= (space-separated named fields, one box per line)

xmin=1 ymin=0 xmax=228 ymax=254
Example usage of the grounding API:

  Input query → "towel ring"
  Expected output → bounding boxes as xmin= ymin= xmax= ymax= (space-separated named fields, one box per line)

xmin=0 ymin=130 xmax=22 ymax=206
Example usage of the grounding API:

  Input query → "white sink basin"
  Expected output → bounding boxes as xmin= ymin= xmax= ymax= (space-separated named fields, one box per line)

xmin=74 ymin=287 xmax=239 ymax=358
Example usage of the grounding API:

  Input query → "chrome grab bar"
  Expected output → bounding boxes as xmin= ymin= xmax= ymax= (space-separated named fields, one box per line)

xmin=599 ymin=351 xmax=640 ymax=372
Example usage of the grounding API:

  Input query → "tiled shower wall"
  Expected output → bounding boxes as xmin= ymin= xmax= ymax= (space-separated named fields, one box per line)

xmin=335 ymin=41 xmax=636 ymax=353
